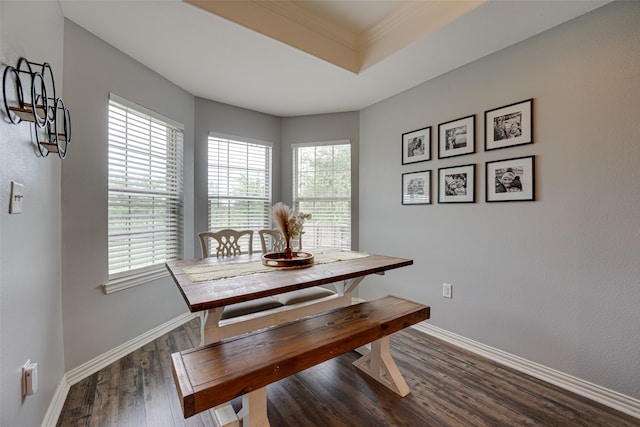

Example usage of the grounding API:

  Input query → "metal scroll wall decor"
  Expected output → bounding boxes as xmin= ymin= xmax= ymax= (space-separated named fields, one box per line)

xmin=2 ymin=57 xmax=71 ymax=159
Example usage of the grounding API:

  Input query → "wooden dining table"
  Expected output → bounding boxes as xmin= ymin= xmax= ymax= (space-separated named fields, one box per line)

xmin=166 ymin=249 xmax=413 ymax=313
xmin=165 ymin=249 xmax=415 ymax=425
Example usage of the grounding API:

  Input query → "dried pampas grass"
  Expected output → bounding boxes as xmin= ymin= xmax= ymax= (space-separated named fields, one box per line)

xmin=272 ymin=202 xmax=291 ymax=242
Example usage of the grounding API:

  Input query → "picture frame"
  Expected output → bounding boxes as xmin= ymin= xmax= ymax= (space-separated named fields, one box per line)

xmin=402 ymin=126 xmax=431 ymax=164
xmin=486 ymin=155 xmax=535 ymax=202
xmin=402 ymin=170 xmax=431 ymax=205
xmin=484 ymin=98 xmax=533 ymax=151
xmin=438 ymin=164 xmax=475 ymax=204
xmin=438 ymin=115 xmax=475 ymax=159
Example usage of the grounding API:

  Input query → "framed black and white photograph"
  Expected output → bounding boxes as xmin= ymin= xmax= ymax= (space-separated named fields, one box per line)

xmin=438 ymin=164 xmax=475 ymax=203
xmin=402 ymin=170 xmax=431 ymax=205
xmin=485 ymin=98 xmax=533 ymax=151
xmin=402 ymin=126 xmax=431 ymax=164
xmin=438 ymin=115 xmax=475 ymax=159
xmin=486 ymin=155 xmax=535 ymax=202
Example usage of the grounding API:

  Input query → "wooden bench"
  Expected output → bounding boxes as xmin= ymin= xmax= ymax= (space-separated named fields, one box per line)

xmin=171 ymin=295 xmax=430 ymax=424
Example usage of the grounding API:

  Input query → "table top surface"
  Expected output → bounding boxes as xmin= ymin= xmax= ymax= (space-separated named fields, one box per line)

xmin=166 ymin=251 xmax=413 ymax=312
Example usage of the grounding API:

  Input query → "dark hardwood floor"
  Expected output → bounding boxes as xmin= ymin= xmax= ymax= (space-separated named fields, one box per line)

xmin=57 ymin=318 xmax=638 ymax=426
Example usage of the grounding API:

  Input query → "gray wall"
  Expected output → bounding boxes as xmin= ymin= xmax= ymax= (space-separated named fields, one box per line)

xmin=193 ymin=97 xmax=281 ymax=255
xmin=359 ymin=1 xmax=640 ymax=399
xmin=281 ymin=112 xmax=360 ymax=249
xmin=0 ymin=3 xmax=66 ymax=426
xmin=61 ymin=20 xmax=195 ymax=370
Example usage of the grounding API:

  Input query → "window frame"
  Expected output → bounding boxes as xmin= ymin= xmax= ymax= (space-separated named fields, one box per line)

xmin=105 ymin=93 xmax=184 ymax=294
xmin=207 ymin=133 xmax=273 ymax=252
xmin=292 ymin=139 xmax=352 ymax=250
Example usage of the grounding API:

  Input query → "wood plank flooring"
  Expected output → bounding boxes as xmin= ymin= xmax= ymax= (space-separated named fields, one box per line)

xmin=56 ymin=318 xmax=639 ymax=426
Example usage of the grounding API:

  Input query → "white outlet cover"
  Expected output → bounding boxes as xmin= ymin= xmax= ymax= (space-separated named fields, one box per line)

xmin=22 ymin=359 xmax=38 ymax=396
xmin=10 ymin=181 xmax=24 ymax=214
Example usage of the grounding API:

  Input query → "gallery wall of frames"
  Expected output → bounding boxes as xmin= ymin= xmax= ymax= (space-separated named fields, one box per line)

xmin=401 ymin=98 xmax=534 ymax=205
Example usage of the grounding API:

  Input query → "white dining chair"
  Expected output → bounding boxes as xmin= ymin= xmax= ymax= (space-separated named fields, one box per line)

xmin=198 ymin=229 xmax=253 ymax=258
xmin=258 ymin=229 xmax=285 ymax=253
xmin=258 ymin=229 xmax=301 ymax=253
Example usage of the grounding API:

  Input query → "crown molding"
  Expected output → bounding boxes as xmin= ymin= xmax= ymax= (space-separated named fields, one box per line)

xmin=359 ymin=0 xmax=485 ymax=70
xmin=185 ymin=0 xmax=485 ymax=74
xmin=258 ymin=1 xmax=358 ymax=50
xmin=186 ymin=0 xmax=360 ymax=73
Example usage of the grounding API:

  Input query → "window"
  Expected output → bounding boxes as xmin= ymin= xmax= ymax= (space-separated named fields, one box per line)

xmin=106 ymin=94 xmax=184 ymax=293
xmin=293 ymin=140 xmax=351 ymax=250
xmin=207 ymin=135 xmax=272 ymax=239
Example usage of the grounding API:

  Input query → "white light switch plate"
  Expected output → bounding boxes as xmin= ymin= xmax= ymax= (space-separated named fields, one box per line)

xmin=443 ymin=283 xmax=453 ymax=299
xmin=10 ymin=181 xmax=24 ymax=214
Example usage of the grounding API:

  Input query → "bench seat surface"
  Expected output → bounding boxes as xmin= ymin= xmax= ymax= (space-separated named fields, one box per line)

xmin=172 ymin=295 xmax=430 ymax=418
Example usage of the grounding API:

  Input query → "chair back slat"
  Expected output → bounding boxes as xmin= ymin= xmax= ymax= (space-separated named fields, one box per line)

xmin=258 ymin=229 xmax=286 ymax=253
xmin=198 ymin=229 xmax=254 ymax=258
xmin=258 ymin=229 xmax=302 ymax=253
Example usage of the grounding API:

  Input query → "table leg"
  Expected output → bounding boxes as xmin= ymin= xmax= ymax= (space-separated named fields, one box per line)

xmin=202 ymin=308 xmax=241 ymax=426
xmin=333 ymin=276 xmax=365 ymax=300
xmin=352 ymin=336 xmax=410 ymax=397
xmin=336 ymin=276 xmax=370 ymax=355
xmin=201 ymin=307 xmax=225 ymax=346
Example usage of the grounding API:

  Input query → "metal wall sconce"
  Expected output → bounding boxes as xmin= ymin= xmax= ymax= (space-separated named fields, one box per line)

xmin=2 ymin=57 xmax=71 ymax=159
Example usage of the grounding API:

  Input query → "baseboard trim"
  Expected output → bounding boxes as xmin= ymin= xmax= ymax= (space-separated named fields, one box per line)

xmin=412 ymin=322 xmax=640 ymax=420
xmin=65 ymin=311 xmax=198 ymax=386
xmin=42 ymin=311 xmax=199 ymax=427
xmin=40 ymin=375 xmax=70 ymax=427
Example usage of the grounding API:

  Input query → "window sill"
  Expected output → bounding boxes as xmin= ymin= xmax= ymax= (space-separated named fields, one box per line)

xmin=103 ymin=266 xmax=169 ymax=294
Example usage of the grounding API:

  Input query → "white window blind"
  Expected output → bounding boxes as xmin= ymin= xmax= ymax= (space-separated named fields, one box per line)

xmin=208 ymin=135 xmax=272 ymax=239
xmin=293 ymin=140 xmax=351 ymax=250
xmin=106 ymin=94 xmax=184 ymax=293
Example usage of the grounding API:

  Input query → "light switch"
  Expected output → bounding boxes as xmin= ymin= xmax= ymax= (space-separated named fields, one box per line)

xmin=10 ymin=181 xmax=24 ymax=214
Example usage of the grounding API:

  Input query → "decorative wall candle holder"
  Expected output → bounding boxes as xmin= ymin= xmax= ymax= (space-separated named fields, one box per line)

xmin=2 ymin=57 xmax=71 ymax=159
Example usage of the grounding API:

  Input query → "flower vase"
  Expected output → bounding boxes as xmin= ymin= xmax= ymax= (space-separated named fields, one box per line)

xmin=284 ymin=240 xmax=293 ymax=259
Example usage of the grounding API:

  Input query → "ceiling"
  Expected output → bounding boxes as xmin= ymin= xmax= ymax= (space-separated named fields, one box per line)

xmin=59 ymin=0 xmax=609 ymax=117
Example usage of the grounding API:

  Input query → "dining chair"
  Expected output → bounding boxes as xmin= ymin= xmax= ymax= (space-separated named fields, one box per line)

xmin=198 ymin=229 xmax=254 ymax=258
xmin=258 ymin=229 xmax=300 ymax=253
xmin=258 ymin=229 xmax=285 ymax=253
xmin=198 ymin=228 xmax=335 ymax=327
xmin=198 ymin=229 xmax=279 ymax=322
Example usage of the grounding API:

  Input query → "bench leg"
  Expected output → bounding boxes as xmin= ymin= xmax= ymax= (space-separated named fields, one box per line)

xmin=352 ymin=336 xmax=411 ymax=397
xmin=238 ymin=387 xmax=270 ymax=427
xmin=211 ymin=404 xmax=240 ymax=427
xmin=209 ymin=387 xmax=269 ymax=427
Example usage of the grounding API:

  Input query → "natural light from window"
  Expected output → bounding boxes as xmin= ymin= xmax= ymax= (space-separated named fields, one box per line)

xmin=207 ymin=135 xmax=272 ymax=236
xmin=106 ymin=95 xmax=184 ymax=292
xmin=293 ymin=141 xmax=351 ymax=250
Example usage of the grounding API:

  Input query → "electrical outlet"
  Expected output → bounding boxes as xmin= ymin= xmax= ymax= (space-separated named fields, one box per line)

xmin=443 ymin=283 xmax=453 ymax=299
xmin=22 ymin=360 xmax=38 ymax=397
